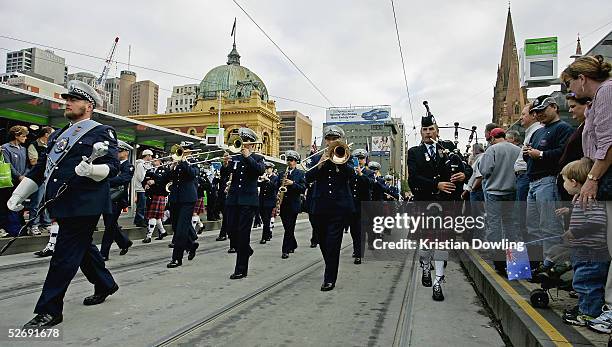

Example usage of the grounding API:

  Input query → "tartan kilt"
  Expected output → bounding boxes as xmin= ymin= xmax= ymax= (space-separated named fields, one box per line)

xmin=193 ymin=197 xmax=206 ymax=215
xmin=146 ymin=195 xmax=167 ymax=220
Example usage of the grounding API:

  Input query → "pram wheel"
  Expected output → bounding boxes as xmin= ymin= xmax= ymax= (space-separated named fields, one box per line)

xmin=530 ymin=289 xmax=549 ymax=308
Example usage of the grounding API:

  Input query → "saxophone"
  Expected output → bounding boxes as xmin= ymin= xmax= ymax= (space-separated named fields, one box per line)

xmin=275 ymin=166 xmax=290 ymax=214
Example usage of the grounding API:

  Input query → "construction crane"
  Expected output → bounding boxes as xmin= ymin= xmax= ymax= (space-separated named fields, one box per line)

xmin=96 ymin=37 xmax=119 ymax=90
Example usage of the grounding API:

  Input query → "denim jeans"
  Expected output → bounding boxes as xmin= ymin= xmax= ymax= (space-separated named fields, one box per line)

xmin=30 ymin=184 xmax=51 ymax=227
xmin=526 ymin=176 xmax=565 ymax=259
xmin=469 ymin=190 xmax=485 ymax=239
xmin=515 ymin=173 xmax=530 ymax=241
xmin=572 ymin=247 xmax=610 ymax=317
xmin=133 ymin=192 xmax=146 ymax=225
xmin=485 ymin=192 xmax=517 ymax=242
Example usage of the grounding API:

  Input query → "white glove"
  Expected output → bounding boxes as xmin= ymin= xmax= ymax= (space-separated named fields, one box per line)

xmin=75 ymin=156 xmax=110 ymax=182
xmin=7 ymin=177 xmax=38 ymax=211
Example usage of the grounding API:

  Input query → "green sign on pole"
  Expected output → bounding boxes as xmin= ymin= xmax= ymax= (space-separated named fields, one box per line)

xmin=525 ymin=37 xmax=558 ymax=56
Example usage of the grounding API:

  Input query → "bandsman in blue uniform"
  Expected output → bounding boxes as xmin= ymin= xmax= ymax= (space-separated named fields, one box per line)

xmin=278 ymin=150 xmax=306 ymax=259
xmin=8 ymin=81 xmax=120 ymax=327
xmin=225 ymin=128 xmax=266 ymax=279
xmin=383 ymin=174 xmax=400 ymax=201
xmin=348 ymin=149 xmax=374 ymax=264
xmin=305 ymin=125 xmax=355 ymax=291
xmin=163 ymin=142 xmax=199 ymax=268
xmin=258 ymin=161 xmax=278 ymax=244
xmin=100 ymin=140 xmax=134 ymax=260
xmin=142 ymin=158 xmax=170 ymax=242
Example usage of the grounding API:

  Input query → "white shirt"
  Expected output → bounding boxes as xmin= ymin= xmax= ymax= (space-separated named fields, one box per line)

xmin=514 ymin=122 xmax=543 ymax=173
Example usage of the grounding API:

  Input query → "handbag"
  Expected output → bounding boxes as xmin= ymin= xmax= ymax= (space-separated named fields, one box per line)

xmin=0 ymin=151 xmax=14 ymax=188
xmin=110 ymin=185 xmax=125 ymax=202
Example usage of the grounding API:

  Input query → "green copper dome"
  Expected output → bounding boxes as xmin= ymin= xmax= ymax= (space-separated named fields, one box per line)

xmin=199 ymin=44 xmax=269 ymax=102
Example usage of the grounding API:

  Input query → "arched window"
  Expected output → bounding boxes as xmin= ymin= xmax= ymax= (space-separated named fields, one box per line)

xmin=187 ymin=127 xmax=197 ymax=136
xmin=514 ymin=103 xmax=520 ymax=115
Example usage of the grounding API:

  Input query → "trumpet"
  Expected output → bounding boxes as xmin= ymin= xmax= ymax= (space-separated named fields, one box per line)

xmin=226 ymin=134 xmax=263 ymax=154
xmin=303 ymin=141 xmax=353 ymax=172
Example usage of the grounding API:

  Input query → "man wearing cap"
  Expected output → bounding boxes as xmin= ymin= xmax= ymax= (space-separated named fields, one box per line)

xmin=278 ymin=150 xmax=306 ymax=259
xmin=523 ymin=95 xmax=574 ymax=270
xmin=478 ymin=128 xmax=521 ymax=274
xmin=407 ymin=108 xmax=467 ymax=301
xmin=100 ymin=140 xmax=134 ymax=260
xmin=305 ymin=125 xmax=355 ymax=291
xmin=384 ymin=175 xmax=400 ymax=201
xmin=348 ymin=149 xmax=374 ymax=264
xmin=133 ymin=149 xmax=153 ymax=227
xmin=225 ymin=128 xmax=265 ymax=279
xmin=258 ymin=161 xmax=278 ymax=244
xmin=8 ymin=80 xmax=120 ymax=327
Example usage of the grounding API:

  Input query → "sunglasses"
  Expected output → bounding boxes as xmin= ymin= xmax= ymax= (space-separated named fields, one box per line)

xmin=563 ymin=79 xmax=572 ymax=88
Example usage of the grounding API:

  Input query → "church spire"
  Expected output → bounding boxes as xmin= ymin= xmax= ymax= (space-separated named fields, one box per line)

xmin=571 ymin=34 xmax=583 ymax=60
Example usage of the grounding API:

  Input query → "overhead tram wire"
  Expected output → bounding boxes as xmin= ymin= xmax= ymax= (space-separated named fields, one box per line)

xmin=389 ymin=0 xmax=416 ymax=136
xmin=0 ymin=40 xmax=327 ymax=109
xmin=230 ymin=0 xmax=334 ymax=107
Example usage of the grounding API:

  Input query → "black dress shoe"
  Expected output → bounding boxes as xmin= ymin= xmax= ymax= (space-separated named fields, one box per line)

xmin=281 ymin=253 xmax=289 ymax=259
xmin=421 ymin=268 xmax=432 ymax=287
xmin=216 ymin=236 xmax=227 ymax=241
xmin=432 ymin=283 xmax=444 ymax=301
xmin=354 ymin=258 xmax=361 ymax=265
xmin=259 ymin=239 xmax=267 ymax=244
xmin=83 ymin=283 xmax=119 ymax=306
xmin=23 ymin=313 xmax=63 ymax=328
xmin=227 ymin=247 xmax=236 ymax=253
xmin=142 ymin=237 xmax=151 ymax=244
xmin=188 ymin=242 xmax=199 ymax=261
xmin=320 ymin=283 xmax=335 ymax=291
xmin=167 ymin=260 xmax=182 ymax=268
xmin=119 ymin=240 xmax=133 ymax=255
xmin=310 ymin=243 xmax=317 ymax=248
xmin=230 ymin=273 xmax=247 ymax=279
xmin=34 ymin=248 xmax=54 ymax=257
xmin=156 ymin=232 xmax=168 ymax=240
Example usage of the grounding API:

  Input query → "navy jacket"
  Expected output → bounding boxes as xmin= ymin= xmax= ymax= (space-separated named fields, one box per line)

xmin=258 ymin=174 xmax=279 ymax=208
xmin=143 ymin=166 xmax=170 ymax=197
xmin=278 ymin=168 xmax=306 ymax=214
xmin=304 ymin=154 xmax=355 ymax=215
xmin=525 ymin=119 xmax=574 ymax=181
xmin=371 ymin=176 xmax=387 ymax=201
xmin=109 ymin=160 xmax=134 ymax=209
xmin=226 ymin=153 xmax=266 ymax=207
xmin=385 ymin=185 xmax=400 ymax=200
xmin=27 ymin=124 xmax=119 ymax=218
xmin=163 ymin=161 xmax=198 ymax=204
xmin=349 ymin=165 xmax=374 ymax=211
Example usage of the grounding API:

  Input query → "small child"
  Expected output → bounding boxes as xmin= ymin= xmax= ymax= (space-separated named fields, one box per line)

xmin=560 ymin=158 xmax=610 ymax=327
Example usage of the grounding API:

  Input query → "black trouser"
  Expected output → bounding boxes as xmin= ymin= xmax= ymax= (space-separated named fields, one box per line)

xmin=313 ymin=214 xmax=347 ymax=284
xmin=281 ymin=211 xmax=298 ymax=253
xmin=35 ymin=215 xmax=116 ymax=316
xmin=253 ymin=207 xmax=262 ymax=226
xmin=308 ymin=213 xmax=318 ymax=245
xmin=100 ymin=203 xmax=130 ymax=258
xmin=349 ymin=211 xmax=362 ymax=257
xmin=260 ymin=206 xmax=274 ymax=240
xmin=170 ymin=202 xmax=197 ymax=261
xmin=226 ymin=205 xmax=257 ymax=275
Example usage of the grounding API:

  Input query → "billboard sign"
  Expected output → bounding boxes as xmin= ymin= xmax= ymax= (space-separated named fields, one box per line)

xmin=525 ymin=37 xmax=558 ymax=56
xmin=326 ymin=106 xmax=391 ymax=123
xmin=370 ymin=136 xmax=391 ymax=156
xmin=520 ymin=37 xmax=558 ymax=85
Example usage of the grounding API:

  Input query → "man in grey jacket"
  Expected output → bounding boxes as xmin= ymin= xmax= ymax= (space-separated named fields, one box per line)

xmin=478 ymin=128 xmax=521 ymax=273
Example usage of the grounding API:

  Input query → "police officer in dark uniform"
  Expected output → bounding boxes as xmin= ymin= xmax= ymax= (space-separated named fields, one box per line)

xmin=216 ymin=152 xmax=232 ymax=243
xmin=348 ymin=149 xmax=374 ymax=264
xmin=100 ymin=140 xmax=134 ymax=260
xmin=225 ymin=128 xmax=265 ymax=279
xmin=407 ymin=107 xmax=468 ymax=301
xmin=163 ymin=143 xmax=199 ymax=268
xmin=305 ymin=125 xmax=355 ymax=291
xmin=278 ymin=150 xmax=306 ymax=259
xmin=383 ymin=174 xmax=400 ymax=201
xmin=8 ymin=81 xmax=120 ymax=327
xmin=368 ymin=162 xmax=386 ymax=202
xmin=258 ymin=161 xmax=278 ymax=244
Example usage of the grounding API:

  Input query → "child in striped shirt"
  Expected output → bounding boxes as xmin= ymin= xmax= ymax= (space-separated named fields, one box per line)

xmin=560 ymin=158 xmax=610 ymax=326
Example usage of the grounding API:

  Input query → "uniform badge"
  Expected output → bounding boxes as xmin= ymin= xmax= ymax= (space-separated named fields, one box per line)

xmin=55 ymin=137 xmax=69 ymax=153
xmin=108 ymin=129 xmax=115 ymax=140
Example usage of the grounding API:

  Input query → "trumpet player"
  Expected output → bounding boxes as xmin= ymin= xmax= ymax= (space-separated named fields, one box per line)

xmin=225 ymin=128 xmax=265 ymax=280
xmin=278 ymin=151 xmax=306 ymax=259
xmin=258 ymin=162 xmax=278 ymax=244
xmin=348 ymin=149 xmax=374 ymax=265
xmin=305 ymin=125 xmax=355 ymax=291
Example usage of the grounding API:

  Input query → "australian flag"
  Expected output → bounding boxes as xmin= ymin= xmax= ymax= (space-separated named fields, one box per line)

xmin=506 ymin=246 xmax=532 ymax=281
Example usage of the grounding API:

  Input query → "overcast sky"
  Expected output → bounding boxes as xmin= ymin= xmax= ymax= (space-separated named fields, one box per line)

xmin=1 ymin=0 xmax=611 ymax=147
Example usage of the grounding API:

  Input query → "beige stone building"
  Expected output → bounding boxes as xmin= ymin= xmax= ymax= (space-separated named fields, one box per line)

xmin=116 ymin=70 xmax=159 ymax=116
xmin=277 ymin=110 xmax=313 ymax=158
xmin=130 ymin=43 xmax=281 ymax=157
